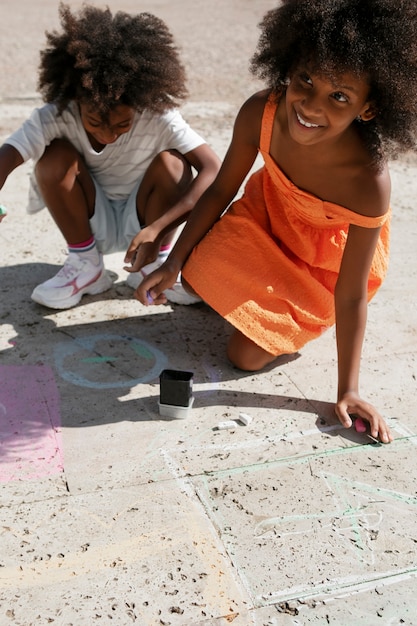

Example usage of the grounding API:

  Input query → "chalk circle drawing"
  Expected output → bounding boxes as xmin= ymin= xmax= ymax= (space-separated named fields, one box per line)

xmin=54 ymin=334 xmax=168 ymax=389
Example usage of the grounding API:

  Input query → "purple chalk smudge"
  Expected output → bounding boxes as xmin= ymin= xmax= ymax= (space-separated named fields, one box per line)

xmin=0 ymin=365 xmax=64 ymax=482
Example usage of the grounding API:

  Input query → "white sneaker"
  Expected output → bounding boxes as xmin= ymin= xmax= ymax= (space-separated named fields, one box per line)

xmin=125 ymin=256 xmax=166 ymax=290
xmin=126 ymin=256 xmax=201 ymax=306
xmin=164 ymin=281 xmax=201 ymax=305
xmin=31 ymin=252 xmax=114 ymax=309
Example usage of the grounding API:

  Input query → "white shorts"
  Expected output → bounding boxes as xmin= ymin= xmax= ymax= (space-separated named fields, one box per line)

xmin=28 ymin=171 xmax=142 ymax=255
xmin=90 ymin=180 xmax=142 ymax=255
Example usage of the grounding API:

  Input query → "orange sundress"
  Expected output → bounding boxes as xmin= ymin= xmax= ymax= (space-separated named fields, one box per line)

xmin=182 ymin=95 xmax=391 ymax=355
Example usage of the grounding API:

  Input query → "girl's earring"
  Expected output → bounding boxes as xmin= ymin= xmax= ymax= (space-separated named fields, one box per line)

xmin=358 ymin=107 xmax=377 ymax=123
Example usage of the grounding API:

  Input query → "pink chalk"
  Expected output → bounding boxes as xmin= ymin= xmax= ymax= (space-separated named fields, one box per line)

xmin=354 ymin=417 xmax=367 ymax=433
xmin=0 ymin=365 xmax=64 ymax=482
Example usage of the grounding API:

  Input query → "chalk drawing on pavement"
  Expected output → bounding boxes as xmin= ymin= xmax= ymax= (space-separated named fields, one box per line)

xmin=0 ymin=365 xmax=63 ymax=482
xmin=54 ymin=334 xmax=168 ymax=389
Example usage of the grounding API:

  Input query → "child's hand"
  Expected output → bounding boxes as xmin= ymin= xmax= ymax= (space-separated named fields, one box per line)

xmin=134 ymin=259 xmax=180 ymax=306
xmin=335 ymin=391 xmax=393 ymax=444
xmin=124 ymin=228 xmax=159 ymax=272
xmin=0 ymin=205 xmax=7 ymax=222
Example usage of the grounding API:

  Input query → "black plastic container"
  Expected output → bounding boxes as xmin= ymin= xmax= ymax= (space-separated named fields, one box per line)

xmin=159 ymin=369 xmax=194 ymax=407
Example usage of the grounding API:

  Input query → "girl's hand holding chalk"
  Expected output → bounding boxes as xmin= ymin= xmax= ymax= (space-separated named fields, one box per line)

xmin=354 ymin=416 xmax=382 ymax=444
xmin=354 ymin=417 xmax=367 ymax=433
xmin=0 ymin=205 xmax=7 ymax=222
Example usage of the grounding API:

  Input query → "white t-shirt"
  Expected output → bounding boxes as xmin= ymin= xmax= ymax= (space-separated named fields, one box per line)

xmin=6 ymin=101 xmax=205 ymax=212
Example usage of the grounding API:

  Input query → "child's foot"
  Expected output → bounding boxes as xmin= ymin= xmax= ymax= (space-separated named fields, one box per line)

xmin=126 ymin=256 xmax=201 ymax=306
xmin=31 ymin=252 xmax=114 ymax=309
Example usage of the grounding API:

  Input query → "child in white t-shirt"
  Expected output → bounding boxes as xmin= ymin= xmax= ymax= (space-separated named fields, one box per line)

xmin=0 ymin=4 xmax=220 ymax=309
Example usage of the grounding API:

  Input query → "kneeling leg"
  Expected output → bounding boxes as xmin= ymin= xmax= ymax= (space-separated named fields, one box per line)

xmin=227 ymin=329 xmax=277 ymax=371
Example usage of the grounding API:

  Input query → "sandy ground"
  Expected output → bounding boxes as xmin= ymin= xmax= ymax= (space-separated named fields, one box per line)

xmin=1 ymin=2 xmax=417 ymax=625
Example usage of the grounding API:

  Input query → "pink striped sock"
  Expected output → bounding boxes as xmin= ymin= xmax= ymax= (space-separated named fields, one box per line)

xmin=68 ymin=235 xmax=96 ymax=253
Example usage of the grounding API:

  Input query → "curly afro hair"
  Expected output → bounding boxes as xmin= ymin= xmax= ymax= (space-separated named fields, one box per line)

xmin=38 ymin=3 xmax=188 ymax=120
xmin=251 ymin=0 xmax=417 ymax=164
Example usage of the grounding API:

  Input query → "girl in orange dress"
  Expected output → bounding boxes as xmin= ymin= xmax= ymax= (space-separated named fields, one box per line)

xmin=130 ymin=0 xmax=417 ymax=443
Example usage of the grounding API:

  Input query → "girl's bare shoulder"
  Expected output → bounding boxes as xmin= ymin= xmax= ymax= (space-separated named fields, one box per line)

xmin=232 ymin=89 xmax=272 ymax=148
xmin=240 ymin=89 xmax=272 ymax=110
xmin=236 ymin=90 xmax=273 ymax=125
xmin=348 ymin=160 xmax=391 ymax=218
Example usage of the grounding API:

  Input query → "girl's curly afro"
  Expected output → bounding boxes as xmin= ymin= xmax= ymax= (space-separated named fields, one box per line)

xmin=251 ymin=0 xmax=417 ymax=163
xmin=38 ymin=3 xmax=188 ymax=120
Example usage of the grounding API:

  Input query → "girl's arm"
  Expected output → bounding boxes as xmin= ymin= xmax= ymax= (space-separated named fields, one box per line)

xmin=334 ymin=222 xmax=392 ymax=443
xmin=134 ymin=91 xmax=267 ymax=304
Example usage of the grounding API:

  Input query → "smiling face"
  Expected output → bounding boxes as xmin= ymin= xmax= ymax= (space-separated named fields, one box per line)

xmin=285 ymin=66 xmax=375 ymax=147
xmin=79 ymin=103 xmax=136 ymax=150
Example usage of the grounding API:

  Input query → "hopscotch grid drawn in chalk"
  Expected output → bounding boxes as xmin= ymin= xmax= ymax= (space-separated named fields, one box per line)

xmin=159 ymin=434 xmax=417 ymax=609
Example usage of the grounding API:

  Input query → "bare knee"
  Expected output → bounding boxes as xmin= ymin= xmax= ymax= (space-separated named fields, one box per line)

xmin=137 ymin=150 xmax=193 ymax=226
xmin=226 ymin=330 xmax=277 ymax=371
xmin=35 ymin=138 xmax=82 ymax=187
xmin=150 ymin=149 xmax=193 ymax=192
